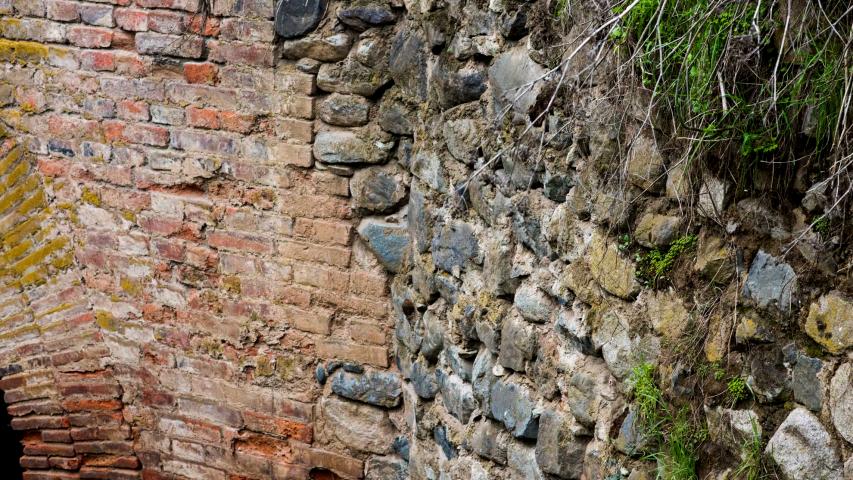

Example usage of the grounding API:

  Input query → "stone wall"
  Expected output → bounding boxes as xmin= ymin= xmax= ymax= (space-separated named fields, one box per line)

xmin=1 ymin=0 xmax=852 ymax=479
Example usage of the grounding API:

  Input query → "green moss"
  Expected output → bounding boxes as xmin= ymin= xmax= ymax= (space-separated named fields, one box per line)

xmin=0 ymin=39 xmax=49 ymax=64
xmin=636 ymin=234 xmax=697 ymax=286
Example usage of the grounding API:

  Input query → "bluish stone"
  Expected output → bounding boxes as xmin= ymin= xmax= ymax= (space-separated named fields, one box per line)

xmin=742 ymin=250 xmax=797 ymax=312
xmin=358 ymin=218 xmax=411 ymax=273
xmin=410 ymin=359 xmax=439 ymax=399
xmin=438 ymin=370 xmax=478 ymax=424
xmin=433 ymin=425 xmax=457 ymax=459
xmin=331 ymin=370 xmax=402 ymax=408
xmin=393 ymin=436 xmax=410 ymax=461
xmin=338 ymin=3 xmax=396 ymax=30
xmin=315 ymin=365 xmax=327 ymax=385
xmin=275 ymin=0 xmax=326 ymax=39
xmin=489 ymin=378 xmax=539 ymax=439
xmin=431 ymin=221 xmax=479 ymax=273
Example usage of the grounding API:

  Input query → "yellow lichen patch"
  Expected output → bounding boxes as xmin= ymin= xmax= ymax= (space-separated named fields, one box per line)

xmin=50 ymin=250 xmax=74 ymax=270
xmin=121 ymin=210 xmax=136 ymax=222
xmin=18 ymin=265 xmax=47 ymax=287
xmin=80 ymin=186 xmax=101 ymax=206
xmin=95 ymin=310 xmax=117 ymax=331
xmin=0 ymin=175 xmax=38 ymax=214
xmin=256 ymin=356 xmax=274 ymax=377
xmin=15 ymin=188 xmax=46 ymax=217
xmin=11 ymin=236 xmax=68 ymax=274
xmin=120 ymin=276 xmax=142 ymax=296
xmin=2 ymin=212 xmax=44 ymax=249
xmin=0 ymin=39 xmax=49 ymax=64
xmin=0 ymin=144 xmax=23 ymax=176
xmin=0 ymin=323 xmax=39 ymax=341
xmin=1 ymin=160 xmax=28 ymax=191
xmin=33 ymin=302 xmax=73 ymax=319
xmin=0 ymin=239 xmax=32 ymax=265
xmin=222 ymin=275 xmax=241 ymax=294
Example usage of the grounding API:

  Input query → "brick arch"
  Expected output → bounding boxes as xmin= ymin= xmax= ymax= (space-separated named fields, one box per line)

xmin=0 ymin=124 xmax=140 ymax=479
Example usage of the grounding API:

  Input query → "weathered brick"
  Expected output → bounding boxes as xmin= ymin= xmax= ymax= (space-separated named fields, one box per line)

xmin=135 ymin=0 xmax=199 ymax=12
xmin=135 ymin=32 xmax=203 ymax=59
xmin=219 ymin=18 xmax=275 ymax=42
xmin=183 ymin=62 xmax=217 ymax=84
xmin=207 ymin=40 xmax=276 ymax=67
xmin=79 ymin=4 xmax=114 ymax=27
xmin=80 ymin=50 xmax=116 ymax=71
xmin=114 ymin=8 xmax=148 ymax=31
xmin=116 ymin=100 xmax=150 ymax=121
xmin=45 ymin=0 xmax=79 ymax=22
xmin=273 ymin=143 xmax=313 ymax=168
xmin=170 ymin=129 xmax=239 ymax=155
xmin=67 ymin=26 xmax=113 ymax=48
xmin=316 ymin=341 xmax=389 ymax=368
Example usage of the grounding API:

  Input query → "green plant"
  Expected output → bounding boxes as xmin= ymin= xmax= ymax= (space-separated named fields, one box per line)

xmin=812 ymin=215 xmax=830 ymax=236
xmin=636 ymin=234 xmax=697 ymax=286
xmin=727 ymin=376 xmax=750 ymax=405
xmin=734 ymin=418 xmax=763 ymax=480
xmin=629 ymin=363 xmax=705 ymax=480
xmin=612 ymin=0 xmax=852 ymax=203
xmin=618 ymin=233 xmax=632 ymax=251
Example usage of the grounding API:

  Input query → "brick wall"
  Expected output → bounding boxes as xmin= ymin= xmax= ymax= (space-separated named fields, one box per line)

xmin=0 ymin=1 xmax=401 ymax=478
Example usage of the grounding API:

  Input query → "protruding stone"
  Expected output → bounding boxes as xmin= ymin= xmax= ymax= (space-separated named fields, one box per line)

xmin=431 ymin=221 xmax=479 ymax=273
xmin=535 ymin=409 xmax=587 ymax=479
xmin=765 ymin=408 xmax=843 ymax=480
xmin=338 ymin=3 xmax=396 ymax=30
xmin=409 ymin=359 xmax=439 ymax=399
xmin=366 ymin=456 xmax=408 ymax=480
xmin=350 ymin=164 xmax=409 ymax=213
xmin=317 ymin=58 xmax=389 ymax=96
xmin=791 ymin=353 xmax=823 ymax=412
xmin=331 ymin=370 xmax=402 ymax=408
xmin=614 ymin=408 xmax=652 ymax=456
xmin=471 ymin=420 xmax=509 ymax=464
xmin=431 ymin=58 xmax=487 ymax=109
xmin=626 ymin=136 xmax=666 ymax=192
xmin=508 ymin=441 xmax=546 ymax=480
xmin=644 ymin=290 xmax=689 ymax=341
xmin=513 ymin=280 xmax=555 ymax=323
xmin=388 ymin=28 xmax=429 ymax=101
xmin=742 ymin=250 xmax=797 ymax=313
xmin=443 ymin=118 xmax=481 ymax=165
xmin=490 ymin=378 xmax=539 ymax=439
xmin=319 ymin=396 xmax=397 ymax=454
xmin=437 ymin=371 xmax=477 ymax=424
xmin=489 ymin=45 xmax=549 ymax=115
xmin=805 ymin=291 xmax=853 ymax=354
xmin=275 ymin=0 xmax=326 ymax=39
xmin=357 ymin=218 xmax=411 ymax=273
xmin=281 ymin=33 xmax=354 ymax=62
xmin=698 ymin=175 xmax=732 ymax=218
xmin=318 ymin=93 xmax=370 ymax=127
xmin=314 ymin=127 xmax=395 ymax=165
xmin=694 ymin=233 xmax=734 ymax=284
xmin=498 ymin=311 xmax=537 ymax=372
xmin=634 ymin=213 xmax=681 ymax=248
xmin=829 ymin=362 xmax=853 ymax=444
xmin=588 ymin=232 xmax=640 ymax=300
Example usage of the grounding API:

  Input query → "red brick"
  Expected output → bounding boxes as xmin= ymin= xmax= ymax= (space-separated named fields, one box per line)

xmin=135 ymin=0 xmax=199 ymax=12
xmin=186 ymin=107 xmax=219 ymax=129
xmin=114 ymin=8 xmax=148 ymax=31
xmin=183 ymin=62 xmax=218 ymax=84
xmin=61 ymin=399 xmax=123 ymax=412
xmin=117 ymin=100 xmax=150 ymax=121
xmin=208 ymin=231 xmax=273 ymax=254
xmin=82 ymin=455 xmax=140 ymax=469
xmin=80 ymin=50 xmax=117 ymax=71
xmin=147 ymin=10 xmax=187 ymax=34
xmin=20 ymin=455 xmax=50 ymax=469
xmin=23 ymin=442 xmax=76 ymax=457
xmin=243 ymin=410 xmax=312 ymax=442
xmin=219 ymin=111 xmax=255 ymax=133
xmin=67 ymin=26 xmax=113 ymax=48
xmin=46 ymin=0 xmax=79 ymax=21
xmin=11 ymin=416 xmax=70 ymax=431
xmin=49 ymin=455 xmax=81 ymax=470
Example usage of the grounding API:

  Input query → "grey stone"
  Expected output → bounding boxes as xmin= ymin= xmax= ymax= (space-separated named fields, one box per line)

xmin=694 ymin=233 xmax=735 ymax=284
xmin=747 ymin=348 xmax=788 ymax=404
xmin=471 ymin=420 xmax=509 ymax=465
xmin=389 ymin=28 xmax=429 ymax=101
xmin=829 ymin=362 xmax=853 ymax=444
xmin=411 ymin=150 xmax=448 ymax=193
xmin=634 ymin=213 xmax=682 ymax=248
xmin=281 ymin=32 xmax=354 ymax=62
xmin=420 ymin=303 xmax=445 ymax=361
xmin=338 ymin=3 xmax=396 ymax=30
xmin=318 ymin=93 xmax=370 ymax=127
xmin=791 ymin=353 xmax=823 ymax=411
xmin=614 ymin=408 xmax=652 ymax=456
xmin=431 ymin=221 xmax=479 ymax=273
xmin=566 ymin=357 xmax=622 ymax=436
xmin=357 ymin=217 xmax=411 ymax=273
xmin=490 ymin=378 xmax=539 ymax=439
xmin=313 ymin=127 xmax=395 ymax=165
xmin=498 ymin=311 xmax=537 ymax=372
xmin=410 ymin=359 xmax=439 ymax=399
xmin=366 ymin=456 xmax=408 ymax=480
xmin=433 ymin=425 xmax=456 ymax=459
xmin=588 ymin=231 xmax=640 ymax=300
xmin=472 ymin=348 xmax=498 ymax=413
xmin=765 ymin=408 xmax=843 ymax=480
xmin=443 ymin=118 xmax=481 ymax=165
xmin=737 ymin=198 xmax=790 ymax=239
xmin=275 ymin=0 xmax=326 ymax=39
xmin=408 ymin=183 xmax=431 ymax=254
xmin=742 ymin=250 xmax=797 ymax=313
xmin=431 ymin=58 xmax=487 ymax=109
xmin=698 ymin=175 xmax=732 ymax=218
xmin=507 ymin=440 xmax=545 ymax=480
xmin=705 ymin=407 xmax=760 ymax=450
xmin=513 ymin=280 xmax=556 ymax=323
xmin=437 ymin=371 xmax=477 ymax=424
xmin=319 ymin=396 xmax=397 ymax=454
xmin=626 ymin=136 xmax=666 ymax=192
xmin=317 ymin=58 xmax=389 ymax=96
xmin=543 ymin=170 xmax=573 ymax=202
xmin=331 ymin=370 xmax=402 ymax=408
xmin=483 ymin=228 xmax=518 ymax=295
xmin=378 ymin=92 xmax=415 ymax=135
xmin=351 ymin=164 xmax=409 ymax=213
xmin=499 ymin=9 xmax=529 ymax=40
xmin=665 ymin=160 xmax=693 ymax=201
xmin=489 ymin=45 xmax=549 ymax=115
xmin=444 ymin=346 xmax=475 ymax=382
xmin=535 ymin=409 xmax=587 ymax=479
xmin=315 ymin=365 xmax=327 ymax=384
